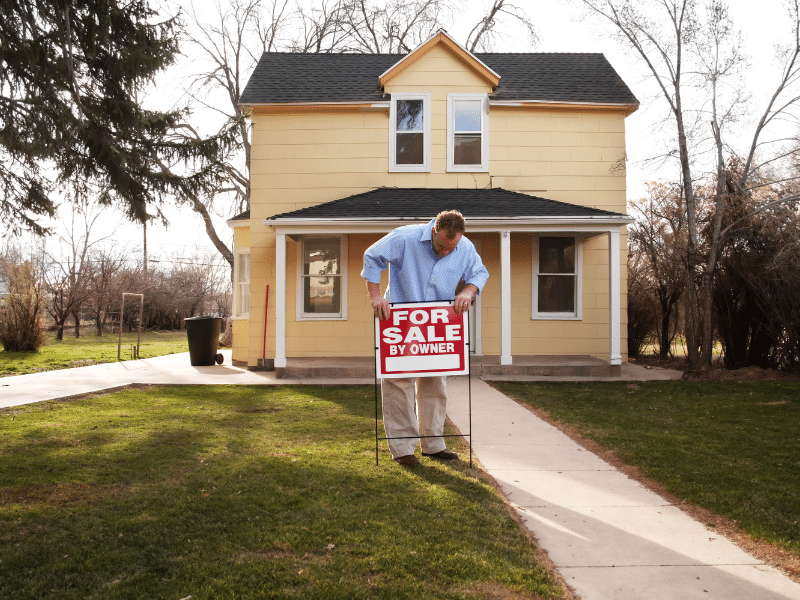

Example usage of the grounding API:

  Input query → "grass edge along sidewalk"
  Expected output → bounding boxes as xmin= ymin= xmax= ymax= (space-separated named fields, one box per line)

xmin=0 ymin=384 xmax=572 ymax=600
xmin=492 ymin=380 xmax=800 ymax=581
xmin=0 ymin=330 xmax=188 ymax=377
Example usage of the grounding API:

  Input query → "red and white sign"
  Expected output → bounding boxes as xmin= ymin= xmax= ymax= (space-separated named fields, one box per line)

xmin=375 ymin=302 xmax=469 ymax=378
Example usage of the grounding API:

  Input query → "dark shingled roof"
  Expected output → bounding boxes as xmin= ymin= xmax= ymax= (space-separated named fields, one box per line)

xmin=239 ymin=53 xmax=638 ymax=106
xmin=266 ymin=188 xmax=628 ymax=221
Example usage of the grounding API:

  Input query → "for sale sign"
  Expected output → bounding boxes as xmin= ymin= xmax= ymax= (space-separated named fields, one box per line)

xmin=375 ymin=301 xmax=469 ymax=378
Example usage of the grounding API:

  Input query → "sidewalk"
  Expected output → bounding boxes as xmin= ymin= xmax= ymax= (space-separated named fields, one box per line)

xmin=3 ymin=355 xmax=799 ymax=598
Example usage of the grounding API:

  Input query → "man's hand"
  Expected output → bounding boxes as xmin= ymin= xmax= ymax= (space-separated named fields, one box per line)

xmin=367 ymin=281 xmax=390 ymax=321
xmin=453 ymin=284 xmax=478 ymax=315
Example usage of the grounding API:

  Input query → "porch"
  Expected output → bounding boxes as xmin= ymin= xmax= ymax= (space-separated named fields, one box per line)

xmin=270 ymin=354 xmax=622 ymax=380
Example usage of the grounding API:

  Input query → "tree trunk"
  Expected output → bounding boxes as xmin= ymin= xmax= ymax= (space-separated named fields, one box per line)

xmin=73 ymin=310 xmax=81 ymax=337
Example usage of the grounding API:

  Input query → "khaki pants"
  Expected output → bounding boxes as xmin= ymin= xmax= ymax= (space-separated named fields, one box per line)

xmin=380 ymin=376 xmax=448 ymax=459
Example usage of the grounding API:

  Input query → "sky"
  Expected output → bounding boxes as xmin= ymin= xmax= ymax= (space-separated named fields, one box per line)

xmin=22 ymin=0 xmax=793 ymax=264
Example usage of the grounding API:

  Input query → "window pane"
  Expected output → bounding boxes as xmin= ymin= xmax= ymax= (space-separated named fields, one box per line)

xmin=304 ymin=239 xmax=340 ymax=276
xmin=238 ymin=253 xmax=250 ymax=282
xmin=454 ymin=134 xmax=481 ymax=165
xmin=396 ymin=132 xmax=424 ymax=164
xmin=539 ymin=237 xmax=575 ymax=274
xmin=538 ymin=275 xmax=575 ymax=313
xmin=454 ymin=100 xmax=481 ymax=132
xmin=240 ymin=283 xmax=250 ymax=314
xmin=396 ymin=99 xmax=423 ymax=131
xmin=304 ymin=276 xmax=341 ymax=314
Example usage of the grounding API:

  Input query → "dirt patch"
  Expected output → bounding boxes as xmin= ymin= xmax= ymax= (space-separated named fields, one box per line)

xmin=512 ymin=400 xmax=800 ymax=584
xmin=630 ymin=356 xmax=800 ymax=383
xmin=1 ymin=482 xmax=131 ymax=512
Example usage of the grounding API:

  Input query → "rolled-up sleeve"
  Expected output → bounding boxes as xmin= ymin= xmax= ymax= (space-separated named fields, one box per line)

xmin=361 ymin=230 xmax=403 ymax=283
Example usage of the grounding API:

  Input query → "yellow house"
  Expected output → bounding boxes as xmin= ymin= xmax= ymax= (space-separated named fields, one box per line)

xmin=230 ymin=30 xmax=638 ymax=376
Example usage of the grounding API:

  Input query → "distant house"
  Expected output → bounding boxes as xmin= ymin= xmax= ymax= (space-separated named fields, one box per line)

xmin=230 ymin=30 xmax=638 ymax=374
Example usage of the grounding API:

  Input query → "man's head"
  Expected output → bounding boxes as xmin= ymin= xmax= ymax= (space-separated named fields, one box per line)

xmin=431 ymin=210 xmax=466 ymax=258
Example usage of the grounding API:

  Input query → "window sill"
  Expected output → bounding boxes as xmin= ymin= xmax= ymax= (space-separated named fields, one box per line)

xmin=231 ymin=315 xmax=250 ymax=321
xmin=447 ymin=165 xmax=489 ymax=173
xmin=532 ymin=314 xmax=582 ymax=321
xmin=297 ymin=316 xmax=347 ymax=321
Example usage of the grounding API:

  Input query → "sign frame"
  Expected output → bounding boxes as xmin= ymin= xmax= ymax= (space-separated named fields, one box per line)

xmin=374 ymin=301 xmax=469 ymax=379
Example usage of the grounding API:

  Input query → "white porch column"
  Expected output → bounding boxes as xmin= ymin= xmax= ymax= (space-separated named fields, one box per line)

xmin=275 ymin=232 xmax=287 ymax=368
xmin=608 ymin=228 xmax=622 ymax=366
xmin=501 ymin=230 xmax=512 ymax=365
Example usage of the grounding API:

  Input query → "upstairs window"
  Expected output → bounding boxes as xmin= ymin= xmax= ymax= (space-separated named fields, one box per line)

xmin=390 ymin=92 xmax=430 ymax=172
xmin=532 ymin=236 xmax=582 ymax=320
xmin=447 ymin=94 xmax=488 ymax=172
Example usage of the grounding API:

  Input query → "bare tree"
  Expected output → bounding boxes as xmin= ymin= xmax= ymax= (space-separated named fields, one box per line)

xmin=580 ymin=0 xmax=800 ymax=369
xmin=628 ymin=181 xmax=687 ymax=358
xmin=43 ymin=202 xmax=111 ymax=339
xmin=465 ymin=0 xmax=538 ymax=52
xmin=87 ymin=245 xmax=130 ymax=336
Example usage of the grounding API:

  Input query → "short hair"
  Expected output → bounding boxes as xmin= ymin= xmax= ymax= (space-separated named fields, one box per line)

xmin=434 ymin=210 xmax=466 ymax=239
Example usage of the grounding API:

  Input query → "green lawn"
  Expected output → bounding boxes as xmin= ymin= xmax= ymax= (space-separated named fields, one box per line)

xmin=492 ymin=381 xmax=800 ymax=556
xmin=0 ymin=330 xmax=188 ymax=377
xmin=0 ymin=385 xmax=566 ymax=600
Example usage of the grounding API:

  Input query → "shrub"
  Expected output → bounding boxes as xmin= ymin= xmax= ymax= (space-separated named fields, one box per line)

xmin=0 ymin=258 xmax=45 ymax=352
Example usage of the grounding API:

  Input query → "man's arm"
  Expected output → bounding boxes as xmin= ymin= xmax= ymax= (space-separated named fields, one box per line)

xmin=367 ymin=281 xmax=391 ymax=321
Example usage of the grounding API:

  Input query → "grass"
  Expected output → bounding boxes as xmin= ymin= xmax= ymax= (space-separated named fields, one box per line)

xmin=0 ymin=330 xmax=188 ymax=377
xmin=492 ymin=381 xmax=800 ymax=556
xmin=0 ymin=385 xmax=566 ymax=600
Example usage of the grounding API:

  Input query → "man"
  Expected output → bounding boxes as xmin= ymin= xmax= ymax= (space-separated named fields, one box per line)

xmin=361 ymin=210 xmax=489 ymax=468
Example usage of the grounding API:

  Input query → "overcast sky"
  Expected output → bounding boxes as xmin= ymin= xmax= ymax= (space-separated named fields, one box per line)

xmin=29 ymin=0 xmax=793 ymax=264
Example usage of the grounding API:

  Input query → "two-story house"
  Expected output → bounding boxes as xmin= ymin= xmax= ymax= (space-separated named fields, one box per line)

xmin=230 ymin=30 xmax=638 ymax=376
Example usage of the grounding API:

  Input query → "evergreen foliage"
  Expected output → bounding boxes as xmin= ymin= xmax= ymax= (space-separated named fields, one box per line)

xmin=0 ymin=0 xmax=224 ymax=234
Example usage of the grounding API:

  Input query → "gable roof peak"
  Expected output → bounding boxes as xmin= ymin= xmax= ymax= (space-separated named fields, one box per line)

xmin=379 ymin=29 xmax=500 ymax=88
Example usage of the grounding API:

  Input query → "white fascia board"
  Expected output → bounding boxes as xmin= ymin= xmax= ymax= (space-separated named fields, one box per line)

xmin=227 ymin=218 xmax=250 ymax=228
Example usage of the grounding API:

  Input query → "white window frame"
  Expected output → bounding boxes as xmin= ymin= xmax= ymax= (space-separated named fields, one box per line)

xmin=296 ymin=235 xmax=348 ymax=321
xmin=234 ymin=251 xmax=250 ymax=318
xmin=447 ymin=93 xmax=489 ymax=172
xmin=532 ymin=234 xmax=583 ymax=320
xmin=389 ymin=92 xmax=431 ymax=172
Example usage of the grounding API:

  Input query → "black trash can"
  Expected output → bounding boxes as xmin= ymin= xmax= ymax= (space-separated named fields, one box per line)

xmin=184 ymin=316 xmax=223 ymax=366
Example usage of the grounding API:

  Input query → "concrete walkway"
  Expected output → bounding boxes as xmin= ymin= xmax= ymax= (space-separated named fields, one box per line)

xmin=2 ymin=353 xmax=799 ymax=599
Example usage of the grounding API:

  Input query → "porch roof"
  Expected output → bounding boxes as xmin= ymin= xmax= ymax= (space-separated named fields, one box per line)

xmin=264 ymin=187 xmax=631 ymax=228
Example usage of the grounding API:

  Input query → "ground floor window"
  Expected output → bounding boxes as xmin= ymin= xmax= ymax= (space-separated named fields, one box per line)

xmin=297 ymin=236 xmax=348 ymax=320
xmin=235 ymin=252 xmax=250 ymax=316
xmin=532 ymin=235 xmax=582 ymax=319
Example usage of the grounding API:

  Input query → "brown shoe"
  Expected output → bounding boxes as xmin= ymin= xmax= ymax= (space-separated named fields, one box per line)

xmin=422 ymin=449 xmax=459 ymax=461
xmin=394 ymin=454 xmax=420 ymax=468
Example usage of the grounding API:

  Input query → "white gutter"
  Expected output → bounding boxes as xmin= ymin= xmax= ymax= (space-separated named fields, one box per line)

xmin=489 ymin=99 xmax=639 ymax=110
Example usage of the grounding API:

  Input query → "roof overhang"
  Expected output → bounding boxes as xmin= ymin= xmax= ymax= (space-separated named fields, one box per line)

xmin=490 ymin=99 xmax=639 ymax=116
xmin=264 ymin=215 xmax=633 ymax=237
xmin=243 ymin=101 xmax=390 ymax=114
xmin=379 ymin=29 xmax=500 ymax=88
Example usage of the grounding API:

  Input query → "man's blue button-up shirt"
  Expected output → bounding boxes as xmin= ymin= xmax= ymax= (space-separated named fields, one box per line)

xmin=361 ymin=218 xmax=489 ymax=303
